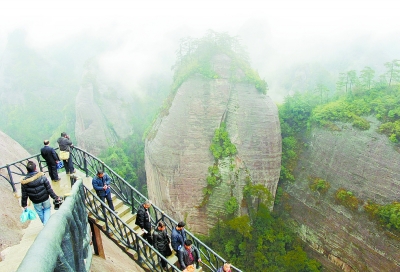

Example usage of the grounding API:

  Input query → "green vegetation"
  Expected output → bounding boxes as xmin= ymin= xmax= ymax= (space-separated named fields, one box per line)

xmin=335 ymin=188 xmax=360 ymax=211
xmin=203 ymin=184 xmax=321 ymax=272
xmin=98 ymin=134 xmax=146 ymax=192
xmin=201 ymin=122 xmax=237 ymax=207
xmin=224 ymin=196 xmax=239 ymax=215
xmin=172 ymin=30 xmax=267 ymax=94
xmin=364 ymin=201 xmax=400 ymax=231
xmin=309 ymin=177 xmax=330 ymax=195
xmin=209 ymin=122 xmax=237 ymax=159
xmin=279 ymin=60 xmax=400 ymax=186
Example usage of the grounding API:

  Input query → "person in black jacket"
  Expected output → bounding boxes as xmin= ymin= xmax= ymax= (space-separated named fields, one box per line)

xmin=21 ymin=160 xmax=61 ymax=225
xmin=153 ymin=221 xmax=172 ymax=270
xmin=135 ymin=200 xmax=153 ymax=244
xmin=57 ymin=132 xmax=75 ymax=174
xmin=40 ymin=140 xmax=61 ymax=182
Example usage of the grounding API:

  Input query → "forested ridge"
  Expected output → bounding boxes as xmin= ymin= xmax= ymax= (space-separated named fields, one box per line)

xmin=279 ymin=60 xmax=400 ymax=238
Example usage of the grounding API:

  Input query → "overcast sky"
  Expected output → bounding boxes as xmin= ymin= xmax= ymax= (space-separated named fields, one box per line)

xmin=1 ymin=0 xmax=400 ymax=101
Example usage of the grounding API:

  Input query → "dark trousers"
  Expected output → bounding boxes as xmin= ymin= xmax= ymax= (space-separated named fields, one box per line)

xmin=143 ymin=225 xmax=153 ymax=245
xmin=48 ymin=163 xmax=59 ymax=180
xmin=99 ymin=193 xmax=115 ymax=211
xmin=63 ymin=156 xmax=74 ymax=174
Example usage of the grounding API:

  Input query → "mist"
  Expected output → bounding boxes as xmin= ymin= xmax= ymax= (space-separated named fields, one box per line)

xmin=1 ymin=0 xmax=400 ymax=103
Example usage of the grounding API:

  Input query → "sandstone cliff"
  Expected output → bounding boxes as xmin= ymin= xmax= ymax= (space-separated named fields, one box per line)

xmin=0 ymin=130 xmax=31 ymax=254
xmin=75 ymin=63 xmax=133 ymax=155
xmin=283 ymin=117 xmax=400 ymax=271
xmin=145 ymin=54 xmax=281 ymax=234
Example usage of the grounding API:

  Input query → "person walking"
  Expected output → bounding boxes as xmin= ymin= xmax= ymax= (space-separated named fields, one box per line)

xmin=92 ymin=169 xmax=116 ymax=213
xmin=57 ymin=132 xmax=75 ymax=174
xmin=153 ymin=221 xmax=173 ymax=270
xmin=21 ymin=160 xmax=61 ymax=225
xmin=40 ymin=140 xmax=61 ymax=182
xmin=135 ymin=200 xmax=153 ymax=244
xmin=171 ymin=221 xmax=187 ymax=253
xmin=178 ymin=239 xmax=201 ymax=271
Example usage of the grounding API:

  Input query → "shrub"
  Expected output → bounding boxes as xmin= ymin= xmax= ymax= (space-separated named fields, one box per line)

xmin=309 ymin=177 xmax=330 ymax=195
xmin=335 ymin=188 xmax=360 ymax=210
xmin=352 ymin=115 xmax=370 ymax=130
xmin=377 ymin=202 xmax=400 ymax=231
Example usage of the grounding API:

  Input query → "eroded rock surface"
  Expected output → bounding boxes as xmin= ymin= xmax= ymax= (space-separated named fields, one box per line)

xmin=145 ymin=55 xmax=281 ymax=234
xmin=285 ymin=118 xmax=400 ymax=271
xmin=75 ymin=64 xmax=133 ymax=155
xmin=0 ymin=130 xmax=31 ymax=254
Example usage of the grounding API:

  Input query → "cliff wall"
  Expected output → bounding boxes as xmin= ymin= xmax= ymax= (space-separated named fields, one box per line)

xmin=75 ymin=64 xmax=133 ymax=155
xmin=284 ymin=117 xmax=400 ymax=271
xmin=145 ymin=55 xmax=281 ymax=234
xmin=0 ymin=130 xmax=31 ymax=255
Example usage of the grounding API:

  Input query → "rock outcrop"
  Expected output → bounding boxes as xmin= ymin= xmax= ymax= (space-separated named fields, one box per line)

xmin=0 ymin=130 xmax=31 ymax=254
xmin=145 ymin=54 xmax=281 ymax=234
xmin=284 ymin=117 xmax=400 ymax=271
xmin=75 ymin=63 xmax=133 ymax=155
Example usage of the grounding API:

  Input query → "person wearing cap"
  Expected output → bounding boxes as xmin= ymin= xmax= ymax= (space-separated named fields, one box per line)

xmin=92 ymin=168 xmax=116 ymax=213
xmin=171 ymin=221 xmax=187 ymax=253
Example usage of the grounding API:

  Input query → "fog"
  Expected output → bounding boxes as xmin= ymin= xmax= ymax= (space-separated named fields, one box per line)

xmin=1 ymin=0 xmax=400 ymax=102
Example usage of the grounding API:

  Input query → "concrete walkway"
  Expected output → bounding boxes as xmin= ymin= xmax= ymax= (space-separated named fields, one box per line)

xmin=0 ymin=170 xmax=92 ymax=271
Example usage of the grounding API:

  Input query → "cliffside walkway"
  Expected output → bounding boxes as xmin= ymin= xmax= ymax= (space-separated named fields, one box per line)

xmin=0 ymin=147 xmax=241 ymax=272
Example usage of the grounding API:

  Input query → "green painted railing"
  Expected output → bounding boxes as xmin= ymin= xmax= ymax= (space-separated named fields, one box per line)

xmin=17 ymin=179 xmax=92 ymax=272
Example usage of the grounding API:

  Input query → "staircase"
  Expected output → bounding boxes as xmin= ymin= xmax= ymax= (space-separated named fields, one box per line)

xmin=0 ymin=147 xmax=240 ymax=272
xmin=87 ymin=192 xmax=202 ymax=271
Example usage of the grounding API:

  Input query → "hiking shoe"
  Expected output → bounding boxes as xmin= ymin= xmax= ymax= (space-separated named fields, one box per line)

xmin=72 ymin=170 xmax=76 ymax=174
xmin=66 ymin=172 xmax=69 ymax=174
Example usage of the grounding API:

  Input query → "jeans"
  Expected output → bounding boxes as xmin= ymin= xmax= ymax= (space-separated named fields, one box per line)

xmin=99 ymin=193 xmax=115 ymax=211
xmin=63 ymin=156 xmax=74 ymax=174
xmin=33 ymin=199 xmax=51 ymax=225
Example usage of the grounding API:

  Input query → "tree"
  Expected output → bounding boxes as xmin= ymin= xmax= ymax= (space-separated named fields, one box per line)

xmin=384 ymin=59 xmax=400 ymax=87
xmin=315 ymin=83 xmax=329 ymax=104
xmin=359 ymin=66 xmax=375 ymax=91
xmin=346 ymin=70 xmax=358 ymax=94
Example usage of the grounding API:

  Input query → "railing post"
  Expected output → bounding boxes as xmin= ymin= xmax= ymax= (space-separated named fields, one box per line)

xmin=6 ymin=165 xmax=17 ymax=193
xmin=37 ymin=154 xmax=44 ymax=172
xmin=89 ymin=218 xmax=105 ymax=258
xmin=84 ymin=152 xmax=89 ymax=177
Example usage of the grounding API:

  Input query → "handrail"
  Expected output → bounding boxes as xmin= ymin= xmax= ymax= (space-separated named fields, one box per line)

xmin=82 ymin=184 xmax=180 ymax=271
xmin=0 ymin=147 xmax=242 ymax=272
xmin=17 ymin=179 xmax=92 ymax=272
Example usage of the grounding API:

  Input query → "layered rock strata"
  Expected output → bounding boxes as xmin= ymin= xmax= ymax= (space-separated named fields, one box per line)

xmin=145 ymin=54 xmax=281 ymax=234
xmin=285 ymin=118 xmax=400 ymax=271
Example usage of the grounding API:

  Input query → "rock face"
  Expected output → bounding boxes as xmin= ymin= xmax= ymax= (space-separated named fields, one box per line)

xmin=284 ymin=117 xmax=400 ymax=271
xmin=75 ymin=64 xmax=133 ymax=155
xmin=0 ymin=130 xmax=31 ymax=254
xmin=145 ymin=54 xmax=281 ymax=234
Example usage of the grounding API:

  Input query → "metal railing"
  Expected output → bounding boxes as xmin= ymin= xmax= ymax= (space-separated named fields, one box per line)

xmin=1 ymin=147 xmax=242 ymax=272
xmin=17 ymin=179 xmax=92 ymax=272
